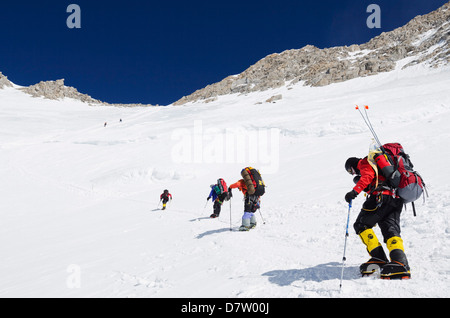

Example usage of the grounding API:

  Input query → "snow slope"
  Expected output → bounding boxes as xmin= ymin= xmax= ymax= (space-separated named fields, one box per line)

xmin=0 ymin=62 xmax=449 ymax=298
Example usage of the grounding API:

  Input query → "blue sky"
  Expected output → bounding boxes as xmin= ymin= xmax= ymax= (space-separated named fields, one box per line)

xmin=0 ymin=0 xmax=448 ymax=105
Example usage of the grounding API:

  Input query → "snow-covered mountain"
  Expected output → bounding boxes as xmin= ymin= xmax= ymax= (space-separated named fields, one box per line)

xmin=1 ymin=3 xmax=450 ymax=300
xmin=1 ymin=60 xmax=449 ymax=298
xmin=174 ymin=1 xmax=450 ymax=105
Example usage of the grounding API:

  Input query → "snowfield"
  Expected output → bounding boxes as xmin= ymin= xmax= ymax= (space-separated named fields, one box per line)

xmin=0 ymin=62 xmax=449 ymax=298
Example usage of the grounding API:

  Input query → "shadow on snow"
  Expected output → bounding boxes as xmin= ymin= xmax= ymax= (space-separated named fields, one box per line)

xmin=196 ymin=227 xmax=232 ymax=239
xmin=262 ymin=262 xmax=359 ymax=285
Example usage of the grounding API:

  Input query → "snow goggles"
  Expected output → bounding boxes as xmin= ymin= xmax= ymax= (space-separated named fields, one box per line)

xmin=347 ymin=167 xmax=357 ymax=175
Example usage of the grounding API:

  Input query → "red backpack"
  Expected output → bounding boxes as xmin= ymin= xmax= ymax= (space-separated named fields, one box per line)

xmin=215 ymin=178 xmax=228 ymax=195
xmin=374 ymin=143 xmax=425 ymax=204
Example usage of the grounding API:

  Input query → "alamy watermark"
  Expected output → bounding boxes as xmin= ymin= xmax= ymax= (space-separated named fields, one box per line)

xmin=367 ymin=4 xmax=381 ymax=29
xmin=65 ymin=4 xmax=381 ymax=30
xmin=171 ymin=121 xmax=280 ymax=174
xmin=66 ymin=4 xmax=81 ymax=29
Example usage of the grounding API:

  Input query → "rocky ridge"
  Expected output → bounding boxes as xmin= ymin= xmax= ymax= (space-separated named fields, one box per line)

xmin=20 ymin=79 xmax=103 ymax=105
xmin=0 ymin=72 xmax=13 ymax=89
xmin=174 ymin=1 xmax=450 ymax=105
xmin=20 ymin=79 xmax=155 ymax=107
xmin=1 ymin=76 xmax=154 ymax=107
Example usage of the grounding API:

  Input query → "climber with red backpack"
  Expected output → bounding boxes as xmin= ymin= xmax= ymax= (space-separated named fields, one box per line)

xmin=207 ymin=178 xmax=229 ymax=218
xmin=345 ymin=154 xmax=412 ymax=279
xmin=345 ymin=107 xmax=426 ymax=280
xmin=160 ymin=189 xmax=172 ymax=210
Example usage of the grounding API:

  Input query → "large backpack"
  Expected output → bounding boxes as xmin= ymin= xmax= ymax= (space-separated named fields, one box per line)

xmin=213 ymin=178 xmax=228 ymax=196
xmin=241 ymin=167 xmax=265 ymax=196
xmin=373 ymin=143 xmax=425 ymax=204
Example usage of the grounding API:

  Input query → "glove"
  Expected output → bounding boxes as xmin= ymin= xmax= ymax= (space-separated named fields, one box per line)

xmin=207 ymin=196 xmax=211 ymax=201
xmin=228 ymin=188 xmax=233 ymax=198
xmin=345 ymin=190 xmax=358 ymax=203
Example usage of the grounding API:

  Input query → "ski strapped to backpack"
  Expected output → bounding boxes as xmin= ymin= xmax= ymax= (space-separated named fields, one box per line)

xmin=241 ymin=167 xmax=265 ymax=196
xmin=356 ymin=106 xmax=428 ymax=216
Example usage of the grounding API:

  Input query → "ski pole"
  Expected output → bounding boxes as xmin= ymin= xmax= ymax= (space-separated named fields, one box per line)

xmin=355 ymin=105 xmax=395 ymax=166
xmin=355 ymin=105 xmax=382 ymax=148
xmin=202 ymin=200 xmax=209 ymax=216
xmin=258 ymin=208 xmax=266 ymax=224
xmin=340 ymin=201 xmax=352 ymax=291
xmin=363 ymin=106 xmax=382 ymax=147
xmin=229 ymin=199 xmax=232 ymax=231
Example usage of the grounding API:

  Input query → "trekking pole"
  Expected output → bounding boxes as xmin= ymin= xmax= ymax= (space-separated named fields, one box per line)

xmin=258 ymin=208 xmax=266 ymax=224
xmin=340 ymin=201 xmax=352 ymax=291
xmin=229 ymin=199 xmax=232 ymax=231
xmin=201 ymin=200 xmax=208 ymax=215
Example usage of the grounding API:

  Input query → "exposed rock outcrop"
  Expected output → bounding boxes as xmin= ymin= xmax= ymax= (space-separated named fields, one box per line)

xmin=1 ymin=77 xmax=154 ymax=107
xmin=20 ymin=79 xmax=103 ymax=104
xmin=0 ymin=72 xmax=13 ymax=89
xmin=174 ymin=2 xmax=450 ymax=105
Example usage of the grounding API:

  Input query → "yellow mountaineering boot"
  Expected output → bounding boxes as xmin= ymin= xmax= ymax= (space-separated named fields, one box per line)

xmin=380 ymin=236 xmax=411 ymax=280
xmin=359 ymin=229 xmax=389 ymax=277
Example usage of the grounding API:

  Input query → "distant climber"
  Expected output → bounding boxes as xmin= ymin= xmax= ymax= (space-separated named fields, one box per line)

xmin=160 ymin=189 xmax=172 ymax=210
xmin=207 ymin=179 xmax=229 ymax=218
